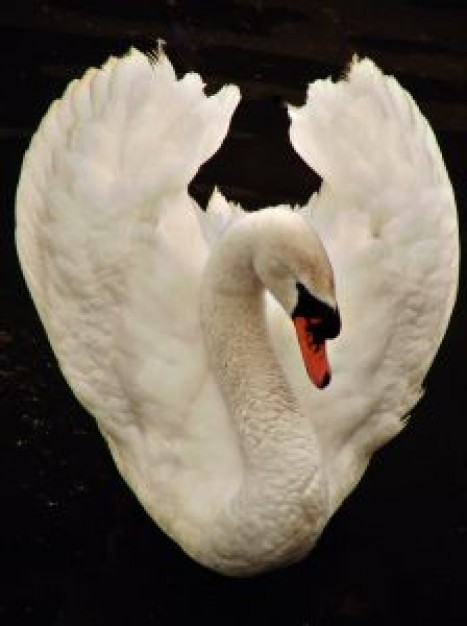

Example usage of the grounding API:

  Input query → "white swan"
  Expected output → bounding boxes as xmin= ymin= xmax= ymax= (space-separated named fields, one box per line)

xmin=15 ymin=48 xmax=459 ymax=576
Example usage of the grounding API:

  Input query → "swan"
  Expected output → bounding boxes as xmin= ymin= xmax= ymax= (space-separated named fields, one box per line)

xmin=15 ymin=48 xmax=459 ymax=576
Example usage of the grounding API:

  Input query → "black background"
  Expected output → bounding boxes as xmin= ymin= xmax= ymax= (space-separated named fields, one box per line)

xmin=1 ymin=1 xmax=466 ymax=624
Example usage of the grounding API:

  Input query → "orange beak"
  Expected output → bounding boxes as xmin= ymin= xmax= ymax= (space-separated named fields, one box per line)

xmin=293 ymin=316 xmax=331 ymax=389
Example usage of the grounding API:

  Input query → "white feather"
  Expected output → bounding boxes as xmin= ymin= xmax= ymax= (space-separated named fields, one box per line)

xmin=284 ymin=57 xmax=459 ymax=508
xmin=16 ymin=49 xmax=458 ymax=573
xmin=16 ymin=48 xmax=243 ymax=546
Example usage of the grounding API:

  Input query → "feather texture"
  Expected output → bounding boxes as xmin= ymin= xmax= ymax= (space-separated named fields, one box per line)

xmin=16 ymin=49 xmax=458 ymax=572
xmin=284 ymin=57 xmax=459 ymax=508
xmin=16 ymin=49 xmax=243 ymax=543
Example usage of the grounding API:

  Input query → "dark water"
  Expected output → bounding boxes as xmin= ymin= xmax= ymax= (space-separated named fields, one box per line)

xmin=1 ymin=1 xmax=466 ymax=624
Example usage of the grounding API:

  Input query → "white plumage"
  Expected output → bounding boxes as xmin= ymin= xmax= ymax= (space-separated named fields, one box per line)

xmin=16 ymin=48 xmax=458 ymax=575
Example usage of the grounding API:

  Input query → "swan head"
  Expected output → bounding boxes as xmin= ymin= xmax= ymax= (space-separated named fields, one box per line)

xmin=252 ymin=208 xmax=341 ymax=389
xmin=291 ymin=281 xmax=340 ymax=388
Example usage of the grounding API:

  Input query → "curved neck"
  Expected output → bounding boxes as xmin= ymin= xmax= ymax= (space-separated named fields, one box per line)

xmin=199 ymin=213 xmax=329 ymax=575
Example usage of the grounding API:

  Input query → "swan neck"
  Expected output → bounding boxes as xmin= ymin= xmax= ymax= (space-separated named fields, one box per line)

xmin=199 ymin=214 xmax=328 ymax=575
xmin=202 ymin=223 xmax=300 ymax=453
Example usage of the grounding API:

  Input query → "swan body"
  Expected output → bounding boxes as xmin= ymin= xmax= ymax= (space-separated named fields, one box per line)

xmin=16 ymin=48 xmax=459 ymax=575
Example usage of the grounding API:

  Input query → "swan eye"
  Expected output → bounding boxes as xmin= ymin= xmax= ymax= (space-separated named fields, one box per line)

xmin=308 ymin=317 xmax=323 ymax=326
xmin=306 ymin=317 xmax=326 ymax=344
xmin=305 ymin=317 xmax=326 ymax=341
xmin=306 ymin=317 xmax=324 ymax=336
xmin=292 ymin=282 xmax=341 ymax=340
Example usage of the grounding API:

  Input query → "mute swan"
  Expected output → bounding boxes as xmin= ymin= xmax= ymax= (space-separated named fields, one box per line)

xmin=16 ymin=48 xmax=459 ymax=576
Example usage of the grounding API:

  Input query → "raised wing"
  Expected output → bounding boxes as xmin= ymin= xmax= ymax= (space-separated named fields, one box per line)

xmin=286 ymin=58 xmax=459 ymax=511
xmin=16 ymin=49 xmax=243 ymax=528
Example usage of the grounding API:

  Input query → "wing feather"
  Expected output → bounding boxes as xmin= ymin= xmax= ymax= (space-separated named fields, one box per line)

xmin=15 ymin=49 xmax=242 ymax=528
xmin=286 ymin=58 xmax=459 ymax=510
